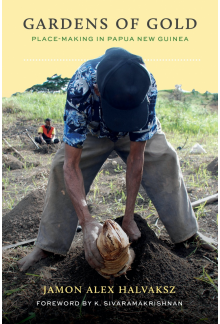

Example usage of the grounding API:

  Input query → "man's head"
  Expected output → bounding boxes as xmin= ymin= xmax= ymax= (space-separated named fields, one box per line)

xmin=45 ymin=118 xmax=51 ymax=127
xmin=97 ymin=47 xmax=151 ymax=132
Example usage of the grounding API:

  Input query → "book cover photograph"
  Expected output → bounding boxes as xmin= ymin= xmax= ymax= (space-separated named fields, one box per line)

xmin=2 ymin=0 xmax=218 ymax=323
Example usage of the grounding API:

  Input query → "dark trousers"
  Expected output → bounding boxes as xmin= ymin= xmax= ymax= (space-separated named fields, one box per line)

xmin=35 ymin=136 xmax=59 ymax=144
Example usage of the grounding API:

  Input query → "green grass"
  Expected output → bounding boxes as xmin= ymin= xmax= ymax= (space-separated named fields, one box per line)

xmin=4 ymin=285 xmax=28 ymax=296
xmin=195 ymin=267 xmax=218 ymax=293
xmin=78 ymin=294 xmax=87 ymax=318
xmin=157 ymin=92 xmax=218 ymax=135
xmin=2 ymin=92 xmax=66 ymax=123
xmin=17 ymin=312 xmax=36 ymax=324
xmin=2 ymin=90 xmax=218 ymax=217
xmin=2 ymin=90 xmax=218 ymax=135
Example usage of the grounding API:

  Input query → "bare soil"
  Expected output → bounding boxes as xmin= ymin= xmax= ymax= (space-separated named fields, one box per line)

xmin=206 ymin=157 xmax=218 ymax=176
xmin=2 ymin=121 xmax=218 ymax=324
xmin=2 ymin=189 xmax=45 ymax=244
xmin=2 ymin=154 xmax=24 ymax=170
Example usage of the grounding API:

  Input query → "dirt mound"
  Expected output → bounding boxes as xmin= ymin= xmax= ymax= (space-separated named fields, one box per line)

xmin=2 ymin=137 xmax=37 ymax=152
xmin=25 ymin=161 xmax=41 ymax=168
xmin=3 ymin=214 xmax=217 ymax=324
xmin=37 ymin=143 xmax=59 ymax=154
xmin=3 ymin=146 xmax=24 ymax=154
xmin=2 ymin=154 xmax=24 ymax=170
xmin=2 ymin=189 xmax=45 ymax=244
xmin=207 ymin=157 xmax=218 ymax=175
xmin=2 ymin=153 xmax=40 ymax=170
xmin=55 ymin=215 xmax=197 ymax=296
xmin=115 ymin=215 xmax=195 ymax=286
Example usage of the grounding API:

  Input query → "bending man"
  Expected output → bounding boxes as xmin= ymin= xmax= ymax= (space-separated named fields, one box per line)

xmin=18 ymin=47 xmax=215 ymax=272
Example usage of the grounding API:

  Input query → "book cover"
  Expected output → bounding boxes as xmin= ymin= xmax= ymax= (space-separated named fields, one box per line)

xmin=2 ymin=1 xmax=218 ymax=323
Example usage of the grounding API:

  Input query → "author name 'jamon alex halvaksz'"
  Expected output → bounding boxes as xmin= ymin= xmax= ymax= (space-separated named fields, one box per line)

xmin=43 ymin=286 xmax=176 ymax=295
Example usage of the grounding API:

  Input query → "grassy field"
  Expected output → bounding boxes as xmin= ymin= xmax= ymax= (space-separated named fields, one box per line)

xmin=2 ymin=89 xmax=218 ymax=214
xmin=2 ymin=90 xmax=218 ymax=135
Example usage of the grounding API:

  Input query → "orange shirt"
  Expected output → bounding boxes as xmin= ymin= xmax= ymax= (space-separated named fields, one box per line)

xmin=38 ymin=125 xmax=55 ymax=138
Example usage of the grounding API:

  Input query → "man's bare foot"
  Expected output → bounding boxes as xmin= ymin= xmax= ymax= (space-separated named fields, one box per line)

xmin=188 ymin=232 xmax=217 ymax=251
xmin=17 ymin=246 xmax=49 ymax=272
xmin=122 ymin=219 xmax=141 ymax=242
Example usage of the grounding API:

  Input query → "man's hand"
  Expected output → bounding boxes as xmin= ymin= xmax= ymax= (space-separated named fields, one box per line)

xmin=82 ymin=219 xmax=104 ymax=270
xmin=122 ymin=218 xmax=141 ymax=242
xmin=40 ymin=136 xmax=46 ymax=144
xmin=39 ymin=133 xmax=46 ymax=144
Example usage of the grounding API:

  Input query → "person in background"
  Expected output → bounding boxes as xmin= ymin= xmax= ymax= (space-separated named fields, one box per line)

xmin=35 ymin=118 xmax=59 ymax=145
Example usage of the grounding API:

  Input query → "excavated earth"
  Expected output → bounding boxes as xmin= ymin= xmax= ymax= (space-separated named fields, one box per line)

xmin=2 ymin=190 xmax=45 ymax=244
xmin=2 ymin=212 xmax=218 ymax=324
xmin=2 ymin=121 xmax=218 ymax=324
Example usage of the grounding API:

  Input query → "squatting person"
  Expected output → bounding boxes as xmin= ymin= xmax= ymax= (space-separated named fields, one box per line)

xmin=35 ymin=118 xmax=60 ymax=145
xmin=18 ymin=47 xmax=215 ymax=272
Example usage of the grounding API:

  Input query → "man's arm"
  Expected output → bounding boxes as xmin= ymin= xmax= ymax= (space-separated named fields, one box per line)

xmin=122 ymin=141 xmax=146 ymax=241
xmin=63 ymin=144 xmax=104 ymax=270
xmin=38 ymin=133 xmax=46 ymax=144
xmin=38 ymin=126 xmax=46 ymax=144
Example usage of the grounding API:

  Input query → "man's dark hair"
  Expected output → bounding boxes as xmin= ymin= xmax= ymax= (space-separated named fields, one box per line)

xmin=45 ymin=118 xmax=51 ymax=122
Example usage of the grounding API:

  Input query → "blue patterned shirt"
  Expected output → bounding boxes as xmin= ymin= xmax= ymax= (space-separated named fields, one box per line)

xmin=63 ymin=56 xmax=158 ymax=148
